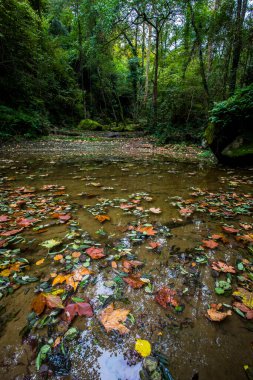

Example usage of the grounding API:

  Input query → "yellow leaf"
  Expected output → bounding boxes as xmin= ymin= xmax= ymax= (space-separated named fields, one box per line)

xmin=135 ymin=339 xmax=152 ymax=357
xmin=233 ymin=288 xmax=253 ymax=309
xmin=54 ymin=254 xmax=63 ymax=261
xmin=35 ymin=258 xmax=45 ymax=266
xmin=0 ymin=269 xmax=11 ymax=277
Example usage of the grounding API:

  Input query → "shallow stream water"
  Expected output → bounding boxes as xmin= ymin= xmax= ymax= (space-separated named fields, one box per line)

xmin=0 ymin=149 xmax=252 ymax=380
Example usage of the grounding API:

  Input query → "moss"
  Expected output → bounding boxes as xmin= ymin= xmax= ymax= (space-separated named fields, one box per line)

xmin=77 ymin=119 xmax=104 ymax=131
xmin=222 ymin=141 xmax=253 ymax=158
xmin=204 ymin=123 xmax=216 ymax=145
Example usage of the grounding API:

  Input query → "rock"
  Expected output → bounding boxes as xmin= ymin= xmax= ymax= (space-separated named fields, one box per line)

xmin=204 ymin=84 xmax=253 ymax=165
xmin=143 ymin=357 xmax=158 ymax=373
xmin=77 ymin=119 xmax=104 ymax=131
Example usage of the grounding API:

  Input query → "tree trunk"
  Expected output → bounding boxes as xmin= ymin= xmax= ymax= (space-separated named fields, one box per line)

xmin=153 ymin=28 xmax=159 ymax=128
xmin=229 ymin=0 xmax=248 ymax=95
xmin=144 ymin=24 xmax=152 ymax=105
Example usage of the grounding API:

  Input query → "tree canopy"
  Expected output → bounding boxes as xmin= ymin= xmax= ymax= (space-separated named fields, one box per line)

xmin=0 ymin=0 xmax=252 ymax=140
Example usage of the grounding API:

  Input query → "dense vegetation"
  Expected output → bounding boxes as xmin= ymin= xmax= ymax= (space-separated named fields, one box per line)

xmin=0 ymin=0 xmax=252 ymax=141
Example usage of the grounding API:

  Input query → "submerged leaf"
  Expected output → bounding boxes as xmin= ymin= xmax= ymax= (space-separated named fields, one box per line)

xmin=99 ymin=303 xmax=130 ymax=334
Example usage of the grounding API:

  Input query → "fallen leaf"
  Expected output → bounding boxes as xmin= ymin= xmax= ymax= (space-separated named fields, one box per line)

xmin=155 ymin=287 xmax=179 ymax=308
xmin=54 ymin=254 xmax=63 ymax=261
xmin=135 ymin=339 xmax=151 ymax=357
xmin=95 ymin=215 xmax=110 ymax=223
xmin=149 ymin=208 xmax=161 ymax=214
xmin=179 ymin=208 xmax=193 ymax=216
xmin=64 ymin=302 xmax=93 ymax=322
xmin=211 ymin=261 xmax=236 ymax=274
xmin=123 ymin=260 xmax=144 ymax=272
xmin=0 ymin=215 xmax=9 ymax=222
xmin=233 ymin=288 xmax=253 ymax=309
xmin=0 ymin=228 xmax=24 ymax=236
xmin=86 ymin=246 xmax=105 ymax=259
xmin=239 ymin=223 xmax=252 ymax=231
xmin=222 ymin=226 xmax=239 ymax=234
xmin=16 ymin=218 xmax=38 ymax=227
xmin=111 ymin=261 xmax=117 ymax=269
xmin=35 ymin=258 xmax=45 ymax=266
xmin=99 ymin=303 xmax=130 ymax=334
xmin=40 ymin=239 xmax=62 ymax=249
xmin=123 ymin=274 xmax=146 ymax=288
xmin=206 ymin=303 xmax=232 ymax=322
xmin=72 ymin=251 xmax=81 ymax=258
xmin=148 ymin=241 xmax=161 ymax=249
xmin=202 ymin=240 xmax=219 ymax=249
xmin=136 ymin=226 xmax=157 ymax=236
xmin=233 ymin=302 xmax=253 ymax=319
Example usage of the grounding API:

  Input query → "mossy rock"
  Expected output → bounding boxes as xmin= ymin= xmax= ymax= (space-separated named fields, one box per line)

xmin=77 ymin=119 xmax=104 ymax=131
xmin=204 ymin=85 xmax=253 ymax=165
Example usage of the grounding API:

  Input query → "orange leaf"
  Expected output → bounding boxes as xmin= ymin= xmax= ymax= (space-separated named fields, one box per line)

xmin=31 ymin=293 xmax=46 ymax=315
xmin=202 ymin=240 xmax=219 ymax=249
xmin=95 ymin=215 xmax=110 ymax=223
xmin=99 ymin=303 xmax=130 ymax=334
xmin=86 ymin=246 xmax=105 ymax=259
xmin=222 ymin=226 xmax=239 ymax=234
xmin=211 ymin=261 xmax=236 ymax=273
xmin=136 ymin=226 xmax=157 ymax=236
xmin=206 ymin=304 xmax=232 ymax=322
xmin=123 ymin=260 xmax=143 ymax=273
xmin=155 ymin=287 xmax=179 ymax=308
xmin=72 ymin=251 xmax=81 ymax=258
xmin=149 ymin=241 xmax=161 ymax=249
xmin=123 ymin=274 xmax=146 ymax=288
xmin=35 ymin=258 xmax=45 ymax=266
xmin=111 ymin=261 xmax=117 ymax=269
xmin=54 ymin=254 xmax=63 ymax=261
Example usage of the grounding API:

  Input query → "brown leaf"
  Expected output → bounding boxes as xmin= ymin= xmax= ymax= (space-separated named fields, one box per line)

xmin=211 ymin=261 xmax=236 ymax=274
xmin=95 ymin=215 xmax=110 ymax=223
xmin=122 ymin=260 xmax=144 ymax=272
xmin=64 ymin=302 xmax=93 ymax=322
xmin=86 ymin=246 xmax=105 ymax=259
xmin=149 ymin=241 xmax=161 ymax=249
xmin=136 ymin=226 xmax=157 ymax=236
xmin=179 ymin=208 xmax=193 ymax=216
xmin=0 ymin=228 xmax=24 ymax=236
xmin=202 ymin=240 xmax=219 ymax=249
xmin=32 ymin=293 xmax=46 ymax=315
xmin=123 ymin=274 xmax=146 ymax=288
xmin=206 ymin=304 xmax=232 ymax=322
xmin=155 ymin=287 xmax=179 ymax=308
xmin=99 ymin=303 xmax=130 ymax=334
xmin=222 ymin=226 xmax=239 ymax=234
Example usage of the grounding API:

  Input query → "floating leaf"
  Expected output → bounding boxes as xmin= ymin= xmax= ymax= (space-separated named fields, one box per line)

xmin=32 ymin=293 xmax=64 ymax=315
xmin=202 ymin=240 xmax=219 ymax=249
xmin=233 ymin=288 xmax=253 ymax=309
xmin=40 ymin=239 xmax=62 ymax=249
xmin=222 ymin=226 xmax=239 ymax=234
xmin=86 ymin=246 xmax=105 ymax=259
xmin=95 ymin=215 xmax=111 ymax=223
xmin=64 ymin=302 xmax=93 ymax=322
xmin=135 ymin=339 xmax=151 ymax=357
xmin=149 ymin=208 xmax=161 ymax=214
xmin=123 ymin=274 xmax=146 ymax=288
xmin=136 ymin=226 xmax=157 ymax=236
xmin=99 ymin=303 xmax=130 ymax=334
xmin=155 ymin=287 xmax=179 ymax=308
xmin=0 ymin=228 xmax=23 ymax=236
xmin=206 ymin=304 xmax=232 ymax=322
xmin=211 ymin=261 xmax=236 ymax=273
xmin=35 ymin=258 xmax=45 ymax=266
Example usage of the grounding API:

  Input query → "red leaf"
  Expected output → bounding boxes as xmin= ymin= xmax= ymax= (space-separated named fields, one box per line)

xmin=16 ymin=218 xmax=38 ymax=227
xmin=0 ymin=228 xmax=24 ymax=236
xmin=155 ymin=287 xmax=179 ymax=308
xmin=222 ymin=226 xmax=239 ymax=234
xmin=0 ymin=215 xmax=9 ymax=222
xmin=211 ymin=261 xmax=236 ymax=273
xmin=123 ymin=274 xmax=146 ymax=289
xmin=86 ymin=246 xmax=105 ymax=259
xmin=179 ymin=208 xmax=193 ymax=216
xmin=64 ymin=302 xmax=93 ymax=322
xmin=202 ymin=240 xmax=219 ymax=249
xmin=149 ymin=241 xmax=161 ymax=249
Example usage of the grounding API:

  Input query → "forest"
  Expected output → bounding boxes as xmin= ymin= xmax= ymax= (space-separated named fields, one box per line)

xmin=1 ymin=2 xmax=253 ymax=380
xmin=0 ymin=0 xmax=253 ymax=152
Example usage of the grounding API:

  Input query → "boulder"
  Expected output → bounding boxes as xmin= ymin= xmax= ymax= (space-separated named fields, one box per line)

xmin=77 ymin=119 xmax=104 ymax=131
xmin=204 ymin=85 xmax=253 ymax=165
